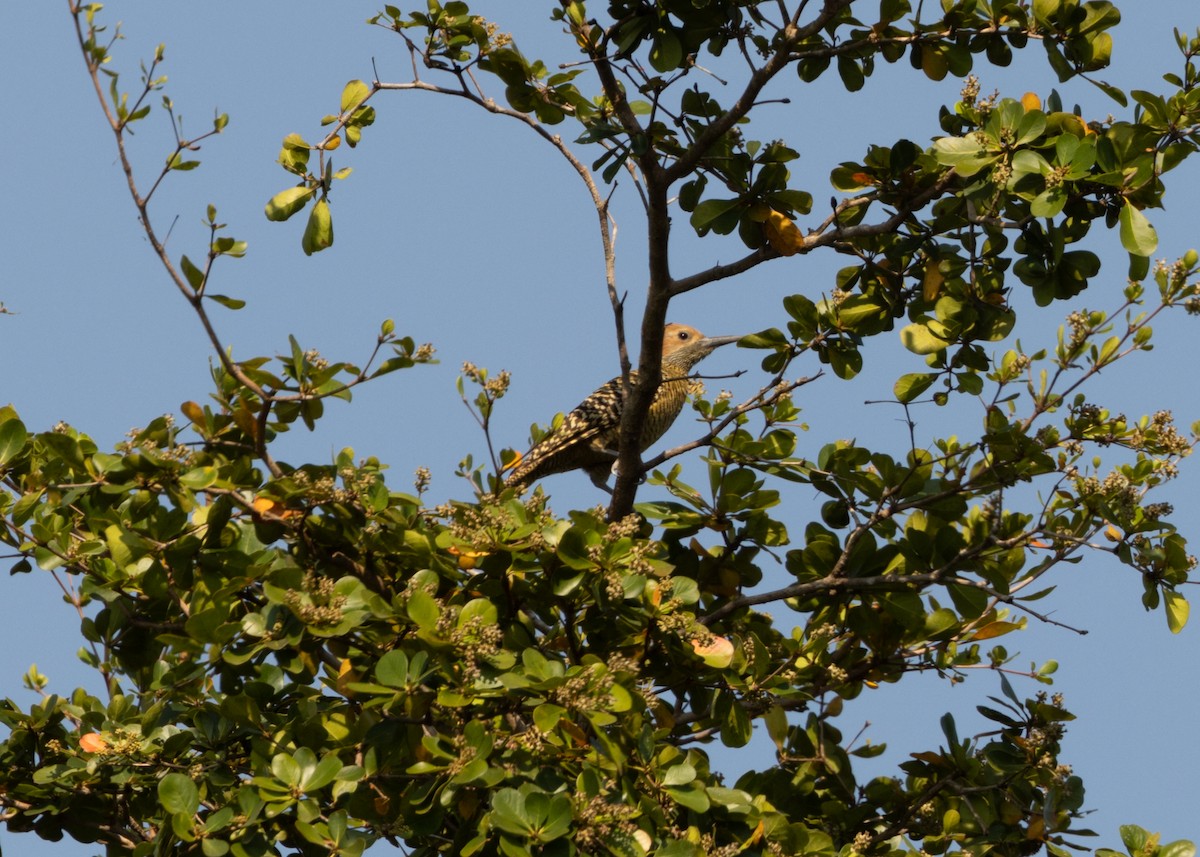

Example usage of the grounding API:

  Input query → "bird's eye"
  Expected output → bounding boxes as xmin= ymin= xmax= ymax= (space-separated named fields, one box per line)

xmin=678 ymin=331 xmax=690 ymax=340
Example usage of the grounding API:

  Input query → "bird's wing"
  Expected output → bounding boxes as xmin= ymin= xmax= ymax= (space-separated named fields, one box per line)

xmin=505 ymin=375 xmax=631 ymax=485
xmin=531 ymin=376 xmax=625 ymax=455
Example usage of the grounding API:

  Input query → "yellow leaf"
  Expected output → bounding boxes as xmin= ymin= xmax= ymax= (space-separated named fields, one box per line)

xmin=180 ymin=400 xmax=205 ymax=426
xmin=746 ymin=820 xmax=765 ymax=846
xmin=336 ymin=659 xmax=359 ymax=698
xmin=762 ymin=210 xmax=805 ymax=256
xmin=922 ymin=256 xmax=945 ymax=302
xmin=921 ymin=46 xmax=948 ymax=80
xmin=969 ymin=620 xmax=1023 ymax=641
xmin=232 ymin=402 xmax=259 ymax=441
xmin=447 ymin=545 xmax=487 ymax=570
xmin=323 ymin=133 xmax=342 ymax=151
xmin=1026 ymin=813 xmax=1045 ymax=841
xmin=1021 ymin=91 xmax=1042 ymax=111
xmin=1050 ymin=112 xmax=1095 ymax=137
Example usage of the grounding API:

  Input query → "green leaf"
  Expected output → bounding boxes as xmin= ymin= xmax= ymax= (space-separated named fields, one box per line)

xmin=689 ymin=198 xmax=742 ymax=235
xmin=648 ymin=29 xmax=683 ymax=73
xmin=376 ymin=649 xmax=410 ymax=687
xmin=837 ymin=55 xmax=865 ymax=91
xmin=0 ymin=416 xmax=27 ymax=466
xmin=1120 ymin=825 xmax=1152 ymax=855
xmin=826 ymin=343 xmax=862 ymax=379
xmin=900 ymin=323 xmax=952 ymax=355
xmin=168 ymin=153 xmax=201 ymax=171
xmin=925 ymin=608 xmax=959 ymax=639
xmin=1091 ymin=77 xmax=1128 ymax=107
xmin=933 ymin=136 xmax=997 ymax=177
xmin=180 ymin=254 xmax=205 ymax=291
xmin=666 ymin=784 xmax=710 ymax=813
xmin=159 ymin=772 xmax=200 ymax=815
xmin=491 ymin=788 xmax=535 ymax=836
xmin=407 ymin=589 xmax=440 ymax=631
xmin=212 ymin=237 xmax=248 ymax=257
xmin=893 ymin=372 xmax=937 ymax=403
xmin=1164 ymin=589 xmax=1189 ymax=633
xmin=265 ymin=185 xmax=315 ymax=222
xmin=178 ymin=466 xmax=218 ymax=489
xmin=1161 ymin=841 xmax=1198 ymax=857
xmin=340 ymin=79 xmax=371 ymax=113
xmin=207 ymin=294 xmax=247 ymax=310
xmin=302 ymin=198 xmax=334 ymax=256
xmin=1119 ymin=202 xmax=1158 ymax=257
xmin=661 ymin=762 xmax=695 ymax=787
xmin=1030 ymin=186 xmax=1067 ymax=217
xmin=302 ymin=754 xmax=344 ymax=792
xmin=458 ymin=597 xmax=498 ymax=628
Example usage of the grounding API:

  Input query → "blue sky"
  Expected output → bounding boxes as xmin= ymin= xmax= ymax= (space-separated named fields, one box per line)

xmin=3 ymin=2 xmax=1200 ymax=854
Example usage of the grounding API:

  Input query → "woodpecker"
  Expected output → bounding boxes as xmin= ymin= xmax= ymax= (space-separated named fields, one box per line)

xmin=505 ymin=324 xmax=740 ymax=490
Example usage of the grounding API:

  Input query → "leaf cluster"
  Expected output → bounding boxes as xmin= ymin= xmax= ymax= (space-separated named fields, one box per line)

xmin=11 ymin=3 xmax=1200 ymax=856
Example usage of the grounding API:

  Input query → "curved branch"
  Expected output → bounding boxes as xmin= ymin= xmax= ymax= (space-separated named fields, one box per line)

xmin=68 ymin=1 xmax=281 ymax=478
xmin=373 ymin=72 xmax=623 ymax=339
xmin=662 ymin=0 xmax=854 ymax=185
xmin=670 ymin=174 xmax=958 ymax=296
xmin=641 ymin=372 xmax=822 ymax=475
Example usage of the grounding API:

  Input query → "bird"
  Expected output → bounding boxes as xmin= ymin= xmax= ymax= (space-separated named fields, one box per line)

xmin=504 ymin=323 xmax=741 ymax=491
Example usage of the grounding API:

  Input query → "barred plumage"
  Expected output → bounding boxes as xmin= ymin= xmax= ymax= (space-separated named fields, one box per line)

xmin=505 ymin=324 xmax=739 ymax=490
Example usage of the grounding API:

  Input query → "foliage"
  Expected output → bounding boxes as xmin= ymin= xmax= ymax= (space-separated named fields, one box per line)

xmin=2 ymin=1 xmax=1200 ymax=855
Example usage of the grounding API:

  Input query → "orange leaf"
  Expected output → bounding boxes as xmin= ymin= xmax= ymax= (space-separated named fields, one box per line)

xmin=79 ymin=733 xmax=109 ymax=753
xmin=691 ymin=635 xmax=735 ymax=668
xmin=447 ymin=545 xmax=486 ymax=570
xmin=559 ymin=719 xmax=590 ymax=747
xmin=1020 ymin=91 xmax=1042 ymax=111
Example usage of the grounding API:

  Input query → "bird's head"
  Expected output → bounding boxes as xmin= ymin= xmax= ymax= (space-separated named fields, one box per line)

xmin=661 ymin=323 xmax=741 ymax=368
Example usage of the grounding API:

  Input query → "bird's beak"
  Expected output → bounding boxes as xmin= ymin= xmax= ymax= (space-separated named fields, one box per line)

xmin=703 ymin=335 xmax=742 ymax=349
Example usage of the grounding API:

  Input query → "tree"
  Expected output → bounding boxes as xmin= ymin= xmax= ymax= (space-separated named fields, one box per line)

xmin=1 ymin=1 xmax=1199 ymax=855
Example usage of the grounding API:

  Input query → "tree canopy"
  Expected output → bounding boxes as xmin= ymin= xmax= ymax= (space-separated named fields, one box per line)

xmin=2 ymin=2 xmax=1200 ymax=856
